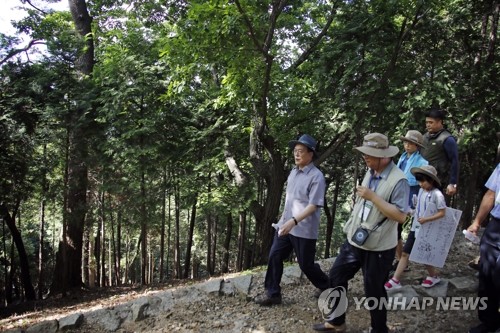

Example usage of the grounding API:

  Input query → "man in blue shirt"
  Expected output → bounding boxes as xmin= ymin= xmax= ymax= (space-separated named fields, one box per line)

xmin=254 ymin=134 xmax=329 ymax=306
xmin=467 ymin=163 xmax=500 ymax=333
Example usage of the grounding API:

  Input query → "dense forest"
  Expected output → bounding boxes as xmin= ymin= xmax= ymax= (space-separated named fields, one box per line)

xmin=0 ymin=0 xmax=498 ymax=306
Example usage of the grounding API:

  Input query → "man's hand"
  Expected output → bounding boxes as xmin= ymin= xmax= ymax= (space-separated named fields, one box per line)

xmin=467 ymin=220 xmax=481 ymax=235
xmin=356 ymin=186 xmax=375 ymax=201
xmin=278 ymin=219 xmax=295 ymax=236
xmin=446 ymin=184 xmax=457 ymax=196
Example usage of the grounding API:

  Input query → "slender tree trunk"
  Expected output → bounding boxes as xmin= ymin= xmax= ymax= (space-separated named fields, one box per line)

xmin=100 ymin=192 xmax=106 ymax=287
xmin=174 ymin=182 xmax=181 ymax=279
xmin=325 ymin=176 xmax=341 ymax=258
xmin=140 ymin=171 xmax=147 ymax=284
xmin=0 ymin=203 xmax=36 ymax=300
xmin=110 ymin=209 xmax=119 ymax=286
xmin=236 ymin=211 xmax=246 ymax=271
xmin=166 ymin=185 xmax=172 ymax=279
xmin=108 ymin=211 xmax=112 ymax=287
xmin=95 ymin=215 xmax=101 ymax=287
xmin=183 ymin=198 xmax=197 ymax=279
xmin=160 ymin=167 xmax=167 ymax=282
xmin=124 ymin=233 xmax=130 ymax=284
xmin=206 ymin=213 xmax=213 ymax=275
xmin=38 ymin=144 xmax=48 ymax=299
xmin=2 ymin=219 xmax=8 ymax=306
xmin=211 ymin=215 xmax=217 ymax=273
xmin=116 ymin=210 xmax=122 ymax=285
xmin=221 ymin=212 xmax=233 ymax=273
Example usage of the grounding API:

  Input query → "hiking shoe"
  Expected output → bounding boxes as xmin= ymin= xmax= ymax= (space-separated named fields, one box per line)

xmin=312 ymin=322 xmax=346 ymax=332
xmin=421 ymin=276 xmax=441 ymax=288
xmin=254 ymin=293 xmax=282 ymax=306
xmin=467 ymin=323 xmax=500 ymax=333
xmin=384 ymin=278 xmax=402 ymax=291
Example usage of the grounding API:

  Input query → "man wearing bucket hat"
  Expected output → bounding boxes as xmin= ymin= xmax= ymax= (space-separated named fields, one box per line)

xmin=421 ymin=108 xmax=459 ymax=197
xmin=392 ymin=130 xmax=429 ymax=269
xmin=313 ymin=133 xmax=410 ymax=333
xmin=255 ymin=134 xmax=329 ymax=306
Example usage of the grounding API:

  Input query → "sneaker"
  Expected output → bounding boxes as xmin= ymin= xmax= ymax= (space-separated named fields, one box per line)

xmin=384 ymin=278 xmax=402 ymax=291
xmin=421 ymin=276 xmax=441 ymax=288
xmin=468 ymin=257 xmax=480 ymax=271
xmin=254 ymin=293 xmax=282 ymax=306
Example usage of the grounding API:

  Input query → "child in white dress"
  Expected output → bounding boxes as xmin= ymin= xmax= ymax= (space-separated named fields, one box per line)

xmin=385 ymin=165 xmax=447 ymax=289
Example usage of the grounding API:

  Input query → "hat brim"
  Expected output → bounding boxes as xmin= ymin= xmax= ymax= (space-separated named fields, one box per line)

xmin=399 ymin=136 xmax=425 ymax=148
xmin=354 ymin=146 xmax=399 ymax=158
xmin=410 ymin=167 xmax=441 ymax=186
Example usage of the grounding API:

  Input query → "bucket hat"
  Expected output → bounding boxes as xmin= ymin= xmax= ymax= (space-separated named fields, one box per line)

xmin=288 ymin=134 xmax=318 ymax=156
xmin=354 ymin=133 xmax=399 ymax=158
xmin=400 ymin=130 xmax=425 ymax=148
xmin=411 ymin=165 xmax=441 ymax=186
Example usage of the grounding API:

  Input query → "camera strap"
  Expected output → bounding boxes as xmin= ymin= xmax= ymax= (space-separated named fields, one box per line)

xmin=368 ymin=217 xmax=387 ymax=233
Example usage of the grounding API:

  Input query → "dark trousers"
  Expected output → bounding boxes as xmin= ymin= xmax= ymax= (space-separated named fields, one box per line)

xmin=264 ymin=231 xmax=329 ymax=297
xmin=327 ymin=241 xmax=395 ymax=333
xmin=478 ymin=217 xmax=500 ymax=331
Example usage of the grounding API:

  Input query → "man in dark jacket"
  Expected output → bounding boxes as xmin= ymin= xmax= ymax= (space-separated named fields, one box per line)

xmin=421 ymin=108 xmax=459 ymax=197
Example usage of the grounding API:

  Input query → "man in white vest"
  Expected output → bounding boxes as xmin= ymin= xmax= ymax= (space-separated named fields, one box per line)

xmin=313 ymin=133 xmax=410 ymax=333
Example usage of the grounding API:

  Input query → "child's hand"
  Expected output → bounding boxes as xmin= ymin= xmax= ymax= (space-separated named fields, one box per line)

xmin=417 ymin=217 xmax=427 ymax=224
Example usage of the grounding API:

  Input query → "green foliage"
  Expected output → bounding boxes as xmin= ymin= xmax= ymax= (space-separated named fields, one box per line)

xmin=0 ymin=0 xmax=498 ymax=290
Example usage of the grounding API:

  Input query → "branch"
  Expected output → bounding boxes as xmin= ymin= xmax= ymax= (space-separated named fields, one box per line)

xmin=288 ymin=1 xmax=339 ymax=71
xmin=24 ymin=0 xmax=49 ymax=15
xmin=233 ymin=0 xmax=265 ymax=57
xmin=0 ymin=39 xmax=44 ymax=66
xmin=315 ymin=130 xmax=351 ymax=166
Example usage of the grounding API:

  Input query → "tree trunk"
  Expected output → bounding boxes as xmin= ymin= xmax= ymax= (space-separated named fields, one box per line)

xmin=100 ymin=192 xmax=106 ymax=287
xmin=51 ymin=0 xmax=94 ymax=293
xmin=206 ymin=213 xmax=213 ymax=275
xmin=221 ymin=212 xmax=233 ymax=273
xmin=325 ymin=176 xmax=341 ymax=258
xmin=166 ymin=185 xmax=172 ymax=280
xmin=140 ymin=171 xmax=147 ymax=284
xmin=236 ymin=211 xmax=246 ymax=271
xmin=38 ymin=144 xmax=48 ymax=299
xmin=95 ymin=217 xmax=101 ymax=287
xmin=183 ymin=198 xmax=197 ymax=279
xmin=160 ymin=167 xmax=167 ymax=282
xmin=116 ymin=210 xmax=122 ymax=285
xmin=174 ymin=182 xmax=181 ymax=279
xmin=0 ymin=203 xmax=36 ymax=301
xmin=211 ymin=215 xmax=218 ymax=273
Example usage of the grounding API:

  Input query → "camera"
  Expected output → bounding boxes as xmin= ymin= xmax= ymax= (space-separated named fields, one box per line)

xmin=351 ymin=227 xmax=369 ymax=246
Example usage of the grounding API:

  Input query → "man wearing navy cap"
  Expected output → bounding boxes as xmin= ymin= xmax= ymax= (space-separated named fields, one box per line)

xmin=255 ymin=134 xmax=329 ymax=306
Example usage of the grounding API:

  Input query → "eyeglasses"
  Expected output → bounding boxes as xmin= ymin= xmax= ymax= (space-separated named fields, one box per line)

xmin=293 ymin=149 xmax=308 ymax=155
